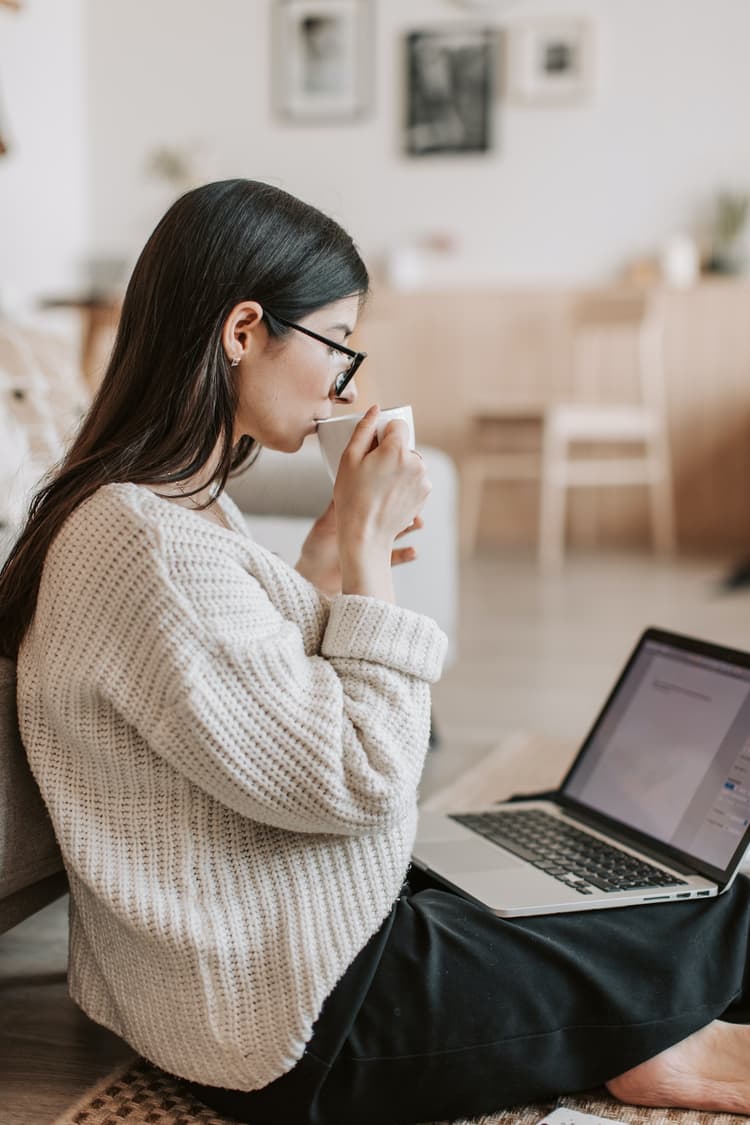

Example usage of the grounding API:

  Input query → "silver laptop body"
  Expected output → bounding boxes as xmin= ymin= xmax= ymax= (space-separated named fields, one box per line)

xmin=414 ymin=628 xmax=750 ymax=917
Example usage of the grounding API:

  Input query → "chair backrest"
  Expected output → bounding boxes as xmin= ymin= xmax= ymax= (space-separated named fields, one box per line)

xmin=569 ymin=292 xmax=665 ymax=414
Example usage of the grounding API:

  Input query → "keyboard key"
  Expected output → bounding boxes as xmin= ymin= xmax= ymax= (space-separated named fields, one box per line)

xmin=451 ymin=809 xmax=687 ymax=893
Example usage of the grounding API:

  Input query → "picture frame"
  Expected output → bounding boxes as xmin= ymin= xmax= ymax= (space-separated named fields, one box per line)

xmin=405 ymin=26 xmax=497 ymax=156
xmin=273 ymin=0 xmax=372 ymax=123
xmin=507 ymin=18 xmax=593 ymax=105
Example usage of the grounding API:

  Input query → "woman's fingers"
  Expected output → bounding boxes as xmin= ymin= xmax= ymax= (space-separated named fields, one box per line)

xmin=334 ymin=404 xmax=431 ymax=558
xmin=341 ymin=404 xmax=380 ymax=464
xmin=379 ymin=418 xmax=411 ymax=449
xmin=394 ymin=514 xmax=424 ymax=540
xmin=391 ymin=546 xmax=417 ymax=567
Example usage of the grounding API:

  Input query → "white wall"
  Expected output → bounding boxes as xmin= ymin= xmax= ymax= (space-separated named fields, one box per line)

xmin=0 ymin=0 xmax=88 ymax=312
xmin=39 ymin=0 xmax=750 ymax=290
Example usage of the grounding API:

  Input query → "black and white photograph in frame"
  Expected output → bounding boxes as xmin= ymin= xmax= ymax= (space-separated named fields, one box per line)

xmin=405 ymin=27 xmax=496 ymax=156
xmin=273 ymin=0 xmax=372 ymax=122
xmin=508 ymin=18 xmax=593 ymax=105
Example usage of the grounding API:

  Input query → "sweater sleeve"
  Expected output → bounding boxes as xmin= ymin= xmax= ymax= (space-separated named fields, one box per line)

xmin=63 ymin=503 xmax=448 ymax=837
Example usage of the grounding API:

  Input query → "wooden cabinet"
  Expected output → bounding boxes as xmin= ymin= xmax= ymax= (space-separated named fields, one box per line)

xmin=355 ymin=281 xmax=750 ymax=552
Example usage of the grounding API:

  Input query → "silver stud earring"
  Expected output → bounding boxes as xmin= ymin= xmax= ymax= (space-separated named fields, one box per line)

xmin=230 ymin=355 xmax=240 ymax=367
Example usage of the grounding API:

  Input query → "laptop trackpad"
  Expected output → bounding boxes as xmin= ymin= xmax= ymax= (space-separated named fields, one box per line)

xmin=418 ymin=841 xmax=524 ymax=874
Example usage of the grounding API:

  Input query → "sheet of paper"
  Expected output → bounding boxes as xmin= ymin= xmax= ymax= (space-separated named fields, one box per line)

xmin=538 ymin=1108 xmax=623 ymax=1125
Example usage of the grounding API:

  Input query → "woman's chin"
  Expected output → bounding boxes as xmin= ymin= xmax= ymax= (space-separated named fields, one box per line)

xmin=264 ymin=432 xmax=310 ymax=454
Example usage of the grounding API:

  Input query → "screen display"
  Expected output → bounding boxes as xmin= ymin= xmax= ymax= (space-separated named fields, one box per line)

xmin=564 ymin=640 xmax=750 ymax=870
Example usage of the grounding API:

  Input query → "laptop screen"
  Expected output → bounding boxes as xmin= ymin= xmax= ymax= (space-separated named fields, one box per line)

xmin=563 ymin=637 xmax=750 ymax=871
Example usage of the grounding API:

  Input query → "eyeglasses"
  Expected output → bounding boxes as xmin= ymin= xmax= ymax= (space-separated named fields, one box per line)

xmin=264 ymin=310 xmax=367 ymax=399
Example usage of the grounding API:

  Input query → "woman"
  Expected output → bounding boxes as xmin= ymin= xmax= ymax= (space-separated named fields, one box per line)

xmin=2 ymin=179 xmax=750 ymax=1124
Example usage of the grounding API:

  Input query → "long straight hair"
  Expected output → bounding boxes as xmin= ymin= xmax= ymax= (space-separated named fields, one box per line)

xmin=0 ymin=179 xmax=369 ymax=659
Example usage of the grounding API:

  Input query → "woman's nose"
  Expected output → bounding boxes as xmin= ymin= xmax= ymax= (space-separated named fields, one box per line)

xmin=332 ymin=379 xmax=357 ymax=405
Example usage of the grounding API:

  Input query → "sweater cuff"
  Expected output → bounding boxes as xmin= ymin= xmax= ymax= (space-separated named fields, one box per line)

xmin=322 ymin=595 xmax=447 ymax=683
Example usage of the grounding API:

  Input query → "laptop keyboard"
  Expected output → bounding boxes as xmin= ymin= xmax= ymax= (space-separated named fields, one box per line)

xmin=450 ymin=808 xmax=688 ymax=895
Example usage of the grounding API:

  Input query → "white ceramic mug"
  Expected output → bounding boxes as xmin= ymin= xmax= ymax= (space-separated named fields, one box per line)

xmin=316 ymin=405 xmax=416 ymax=482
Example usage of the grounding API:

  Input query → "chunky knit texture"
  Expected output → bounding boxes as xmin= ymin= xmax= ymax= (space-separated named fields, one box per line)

xmin=17 ymin=482 xmax=447 ymax=1090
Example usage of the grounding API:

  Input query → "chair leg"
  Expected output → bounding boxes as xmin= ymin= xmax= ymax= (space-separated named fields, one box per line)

xmin=460 ymin=459 xmax=486 ymax=558
xmin=539 ymin=436 xmax=567 ymax=571
xmin=539 ymin=481 xmax=567 ymax=571
xmin=648 ymin=445 xmax=676 ymax=555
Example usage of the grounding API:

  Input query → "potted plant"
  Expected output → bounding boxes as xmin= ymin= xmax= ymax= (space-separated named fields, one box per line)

xmin=705 ymin=190 xmax=750 ymax=275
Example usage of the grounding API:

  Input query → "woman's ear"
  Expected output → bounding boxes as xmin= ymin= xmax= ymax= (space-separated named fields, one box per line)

xmin=221 ymin=301 xmax=265 ymax=365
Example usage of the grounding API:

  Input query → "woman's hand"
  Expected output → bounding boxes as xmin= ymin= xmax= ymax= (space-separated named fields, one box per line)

xmin=333 ymin=406 xmax=432 ymax=602
xmin=296 ymin=499 xmax=424 ymax=597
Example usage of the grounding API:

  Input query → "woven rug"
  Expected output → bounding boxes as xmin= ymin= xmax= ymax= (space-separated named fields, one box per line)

xmin=53 ymin=1053 xmax=750 ymax=1125
xmin=52 ymin=732 xmax=750 ymax=1125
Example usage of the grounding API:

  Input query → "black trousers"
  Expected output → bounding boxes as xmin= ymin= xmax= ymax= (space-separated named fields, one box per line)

xmin=189 ymin=869 xmax=750 ymax=1125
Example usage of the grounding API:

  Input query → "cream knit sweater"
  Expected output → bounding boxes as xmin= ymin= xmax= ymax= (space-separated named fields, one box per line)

xmin=17 ymin=483 xmax=447 ymax=1090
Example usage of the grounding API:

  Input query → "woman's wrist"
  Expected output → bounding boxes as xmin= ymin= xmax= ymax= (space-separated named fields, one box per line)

xmin=339 ymin=540 xmax=395 ymax=602
xmin=295 ymin=554 xmax=341 ymax=597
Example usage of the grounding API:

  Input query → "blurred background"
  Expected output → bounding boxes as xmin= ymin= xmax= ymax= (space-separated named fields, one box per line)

xmin=3 ymin=0 xmax=750 ymax=301
xmin=2 ymin=0 xmax=749 ymax=291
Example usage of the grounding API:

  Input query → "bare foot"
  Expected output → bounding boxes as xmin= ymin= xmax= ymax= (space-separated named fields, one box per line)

xmin=605 ymin=1020 xmax=750 ymax=1114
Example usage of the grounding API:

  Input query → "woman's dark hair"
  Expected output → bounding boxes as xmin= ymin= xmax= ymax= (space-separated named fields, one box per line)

xmin=0 ymin=178 xmax=369 ymax=659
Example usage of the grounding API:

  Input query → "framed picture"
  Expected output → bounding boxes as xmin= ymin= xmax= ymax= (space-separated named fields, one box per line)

xmin=405 ymin=27 xmax=496 ymax=157
xmin=508 ymin=18 xmax=593 ymax=105
xmin=273 ymin=0 xmax=372 ymax=122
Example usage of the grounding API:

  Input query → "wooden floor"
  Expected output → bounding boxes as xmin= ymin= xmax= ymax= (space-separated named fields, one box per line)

xmin=2 ymin=548 xmax=748 ymax=1123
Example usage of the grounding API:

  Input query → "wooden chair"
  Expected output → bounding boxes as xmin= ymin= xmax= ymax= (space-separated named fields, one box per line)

xmin=461 ymin=292 xmax=676 ymax=569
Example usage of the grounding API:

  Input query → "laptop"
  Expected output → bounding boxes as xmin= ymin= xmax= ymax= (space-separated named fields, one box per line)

xmin=413 ymin=627 xmax=750 ymax=916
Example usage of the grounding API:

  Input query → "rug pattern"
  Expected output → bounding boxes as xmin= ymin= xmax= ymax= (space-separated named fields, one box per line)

xmin=54 ymin=1054 xmax=750 ymax=1125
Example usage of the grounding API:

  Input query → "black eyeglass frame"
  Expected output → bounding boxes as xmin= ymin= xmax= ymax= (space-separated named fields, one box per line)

xmin=264 ymin=310 xmax=367 ymax=398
